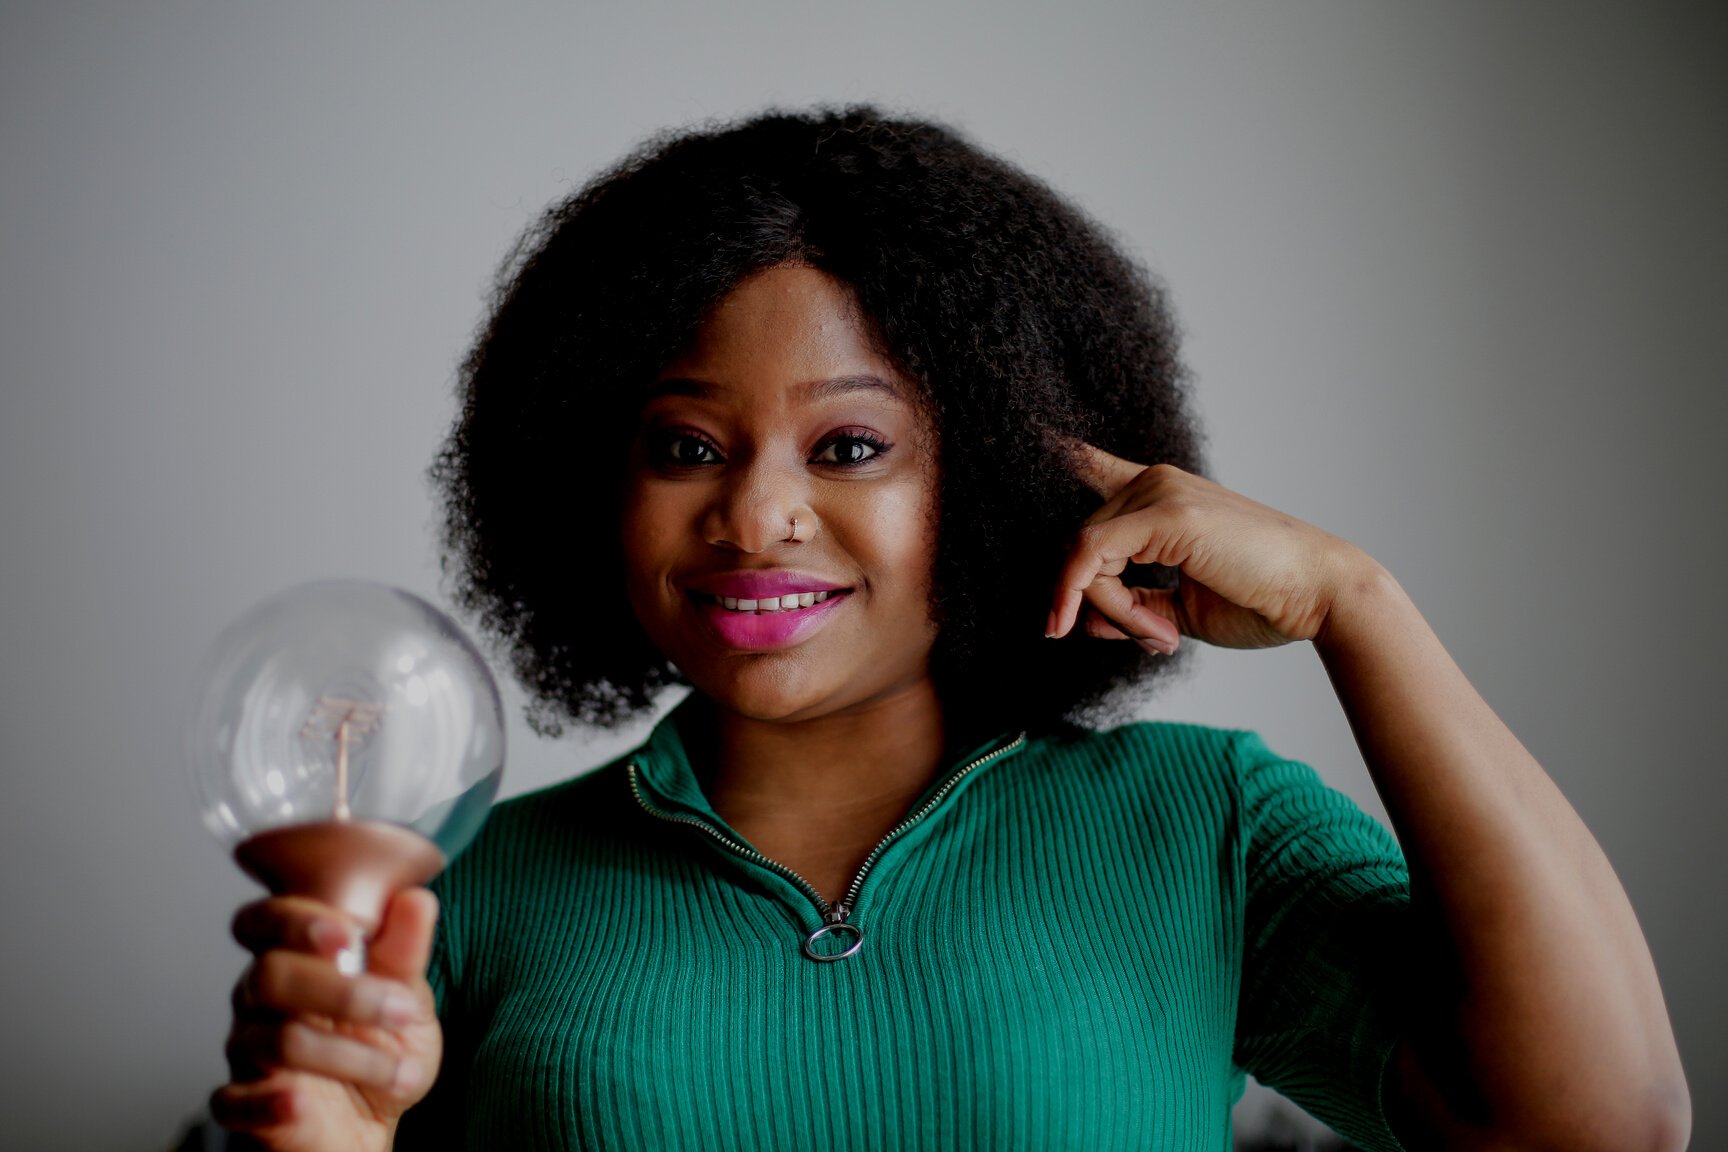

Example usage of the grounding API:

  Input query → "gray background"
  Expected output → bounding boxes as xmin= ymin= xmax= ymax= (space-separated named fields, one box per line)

xmin=2 ymin=2 xmax=1723 ymax=1148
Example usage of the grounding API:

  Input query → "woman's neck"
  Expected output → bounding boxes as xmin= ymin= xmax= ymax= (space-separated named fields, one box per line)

xmin=682 ymin=680 xmax=955 ymax=832
xmin=680 ymin=681 xmax=1011 ymax=905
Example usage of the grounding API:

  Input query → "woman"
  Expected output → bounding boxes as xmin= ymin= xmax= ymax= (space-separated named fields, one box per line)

xmin=212 ymin=106 xmax=1689 ymax=1150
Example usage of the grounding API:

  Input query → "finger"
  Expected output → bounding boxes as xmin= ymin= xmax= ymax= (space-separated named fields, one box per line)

xmin=1078 ymin=573 xmax=1182 ymax=654
xmin=1130 ymin=587 xmax=1188 ymax=636
xmin=1061 ymin=436 xmax=1151 ymax=500
xmin=231 ymin=967 xmax=279 ymax=1023
xmin=1079 ymin=604 xmax=1131 ymax=641
xmin=1078 ymin=590 xmax=1185 ymax=650
xmin=240 ymin=949 xmax=430 ymax=1030
xmin=366 ymin=887 xmax=439 ymax=984
xmin=227 ymin=1019 xmax=420 ymax=1095
xmin=209 ymin=1075 xmax=297 ymax=1133
xmin=232 ymin=896 xmax=362 ymax=960
xmin=1049 ymin=517 xmax=1177 ymax=639
xmin=1048 ymin=528 xmax=1119 ymax=639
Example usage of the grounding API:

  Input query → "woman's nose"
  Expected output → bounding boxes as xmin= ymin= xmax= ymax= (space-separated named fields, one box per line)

xmin=702 ymin=451 xmax=807 ymax=554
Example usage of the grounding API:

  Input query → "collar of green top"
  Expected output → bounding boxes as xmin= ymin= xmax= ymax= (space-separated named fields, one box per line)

xmin=628 ymin=692 xmax=1028 ymax=827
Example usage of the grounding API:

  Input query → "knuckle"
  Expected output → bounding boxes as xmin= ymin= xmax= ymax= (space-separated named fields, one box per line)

xmin=222 ymin=1031 xmax=246 ymax=1075
xmin=233 ymin=896 xmax=313 ymax=952
xmin=1156 ymin=492 xmax=1195 ymax=523
xmin=229 ymin=900 xmax=268 ymax=948
xmin=225 ymin=1023 xmax=276 ymax=1079
xmin=207 ymin=1086 xmax=247 ymax=1129
xmin=1085 ymin=574 xmax=1113 ymax=593
xmin=229 ymin=968 xmax=251 ymax=1016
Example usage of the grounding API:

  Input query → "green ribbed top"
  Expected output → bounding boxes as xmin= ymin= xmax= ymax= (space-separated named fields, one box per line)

xmin=397 ymin=697 xmax=1413 ymax=1151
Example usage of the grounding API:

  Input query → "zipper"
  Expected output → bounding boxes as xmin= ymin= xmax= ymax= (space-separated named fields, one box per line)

xmin=626 ymin=730 xmax=1028 ymax=962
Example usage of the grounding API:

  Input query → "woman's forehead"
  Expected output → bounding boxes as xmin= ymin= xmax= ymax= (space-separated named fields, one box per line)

xmin=643 ymin=373 xmax=906 ymax=406
xmin=673 ymin=266 xmax=859 ymax=347
xmin=652 ymin=266 xmax=916 ymax=409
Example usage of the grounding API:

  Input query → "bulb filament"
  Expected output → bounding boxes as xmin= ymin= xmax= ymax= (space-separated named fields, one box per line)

xmin=300 ymin=697 xmax=382 ymax=821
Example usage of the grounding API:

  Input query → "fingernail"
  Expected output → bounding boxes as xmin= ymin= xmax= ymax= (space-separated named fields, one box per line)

xmin=380 ymin=986 xmax=421 ymax=1028
xmin=1136 ymin=636 xmax=1178 ymax=657
xmin=309 ymin=919 xmax=349 ymax=954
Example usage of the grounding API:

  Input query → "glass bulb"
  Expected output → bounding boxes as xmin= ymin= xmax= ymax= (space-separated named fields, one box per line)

xmin=187 ymin=579 xmax=505 ymax=952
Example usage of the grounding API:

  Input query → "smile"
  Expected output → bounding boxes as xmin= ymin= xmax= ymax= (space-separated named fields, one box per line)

xmin=688 ymin=588 xmax=854 ymax=650
xmin=692 ymin=590 xmax=845 ymax=613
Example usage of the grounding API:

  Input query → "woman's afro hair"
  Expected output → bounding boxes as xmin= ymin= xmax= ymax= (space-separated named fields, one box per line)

xmin=431 ymin=103 xmax=1206 ymax=742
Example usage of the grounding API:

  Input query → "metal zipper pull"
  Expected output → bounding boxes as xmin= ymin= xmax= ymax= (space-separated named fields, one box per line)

xmin=628 ymin=729 xmax=1027 ymax=964
xmin=803 ymin=899 xmax=862 ymax=963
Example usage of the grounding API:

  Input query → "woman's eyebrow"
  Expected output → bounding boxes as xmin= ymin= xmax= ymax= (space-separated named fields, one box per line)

xmin=645 ymin=374 xmax=905 ymax=404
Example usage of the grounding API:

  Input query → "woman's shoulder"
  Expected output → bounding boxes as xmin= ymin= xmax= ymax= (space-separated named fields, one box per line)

xmin=488 ymin=750 xmax=636 ymax=820
xmin=440 ymin=749 xmax=640 ymax=876
xmin=1027 ymin=715 xmax=1274 ymax=780
xmin=1003 ymin=717 xmax=1287 ymax=832
xmin=1018 ymin=718 xmax=1403 ymax=888
xmin=1029 ymin=717 xmax=1372 ymax=829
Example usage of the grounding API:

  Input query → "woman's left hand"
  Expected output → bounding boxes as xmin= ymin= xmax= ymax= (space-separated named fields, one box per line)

xmin=1048 ymin=441 xmax=1373 ymax=654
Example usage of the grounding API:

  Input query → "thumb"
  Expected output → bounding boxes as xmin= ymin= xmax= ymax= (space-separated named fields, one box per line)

xmin=1130 ymin=587 xmax=1185 ymax=632
xmin=1077 ymin=586 xmax=1182 ymax=642
xmin=367 ymin=886 xmax=439 ymax=984
xmin=1138 ymin=581 xmax=1294 ymax=650
xmin=1077 ymin=576 xmax=1183 ymax=650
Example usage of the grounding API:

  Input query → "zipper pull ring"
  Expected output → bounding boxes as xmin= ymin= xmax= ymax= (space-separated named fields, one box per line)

xmin=803 ymin=901 xmax=863 ymax=962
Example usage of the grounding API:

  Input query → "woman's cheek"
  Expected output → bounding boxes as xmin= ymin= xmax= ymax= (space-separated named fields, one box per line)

xmin=618 ymin=485 xmax=673 ymax=637
xmin=869 ymin=474 xmax=940 ymax=589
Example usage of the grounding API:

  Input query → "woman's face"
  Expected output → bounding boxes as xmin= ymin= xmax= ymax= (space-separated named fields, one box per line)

xmin=621 ymin=264 xmax=942 ymax=723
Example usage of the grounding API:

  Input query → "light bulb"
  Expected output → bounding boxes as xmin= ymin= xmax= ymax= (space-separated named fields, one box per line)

xmin=187 ymin=579 xmax=505 ymax=967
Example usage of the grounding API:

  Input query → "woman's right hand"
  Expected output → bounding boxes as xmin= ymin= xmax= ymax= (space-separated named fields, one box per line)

xmin=210 ymin=887 xmax=444 ymax=1151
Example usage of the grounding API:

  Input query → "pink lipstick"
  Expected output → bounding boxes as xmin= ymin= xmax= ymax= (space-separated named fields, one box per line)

xmin=685 ymin=570 xmax=854 ymax=650
xmin=688 ymin=570 xmax=850 ymax=601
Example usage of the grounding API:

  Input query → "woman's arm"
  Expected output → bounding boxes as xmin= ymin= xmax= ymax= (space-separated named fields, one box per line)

xmin=1313 ymin=556 xmax=1690 ymax=1152
xmin=1048 ymin=446 xmax=1690 ymax=1152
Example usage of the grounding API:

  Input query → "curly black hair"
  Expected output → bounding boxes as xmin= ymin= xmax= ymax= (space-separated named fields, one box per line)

xmin=431 ymin=103 xmax=1206 ymax=742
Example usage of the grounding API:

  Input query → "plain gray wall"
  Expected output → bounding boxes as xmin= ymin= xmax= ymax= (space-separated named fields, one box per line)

xmin=2 ymin=2 xmax=1722 ymax=1148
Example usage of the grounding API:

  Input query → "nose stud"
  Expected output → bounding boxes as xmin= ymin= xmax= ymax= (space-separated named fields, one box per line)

xmin=784 ymin=512 xmax=816 ymax=543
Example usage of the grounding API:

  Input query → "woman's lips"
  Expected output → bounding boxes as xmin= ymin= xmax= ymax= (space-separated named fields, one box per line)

xmin=691 ymin=589 xmax=852 ymax=650
xmin=688 ymin=570 xmax=851 ymax=601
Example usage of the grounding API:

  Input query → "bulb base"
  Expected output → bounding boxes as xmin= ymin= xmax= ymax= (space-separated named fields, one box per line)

xmin=233 ymin=819 xmax=446 ymax=938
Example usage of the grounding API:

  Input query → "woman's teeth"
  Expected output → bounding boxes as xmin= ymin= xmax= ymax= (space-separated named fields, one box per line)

xmin=711 ymin=590 xmax=838 ymax=613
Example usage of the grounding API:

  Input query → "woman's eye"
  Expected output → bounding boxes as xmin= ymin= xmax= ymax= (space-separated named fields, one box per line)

xmin=653 ymin=433 xmax=721 ymax=466
xmin=813 ymin=435 xmax=888 ymax=466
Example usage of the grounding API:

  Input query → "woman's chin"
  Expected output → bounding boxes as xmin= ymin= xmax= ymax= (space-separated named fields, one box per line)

xmin=699 ymin=684 xmax=839 ymax=724
xmin=676 ymin=661 xmax=853 ymax=724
